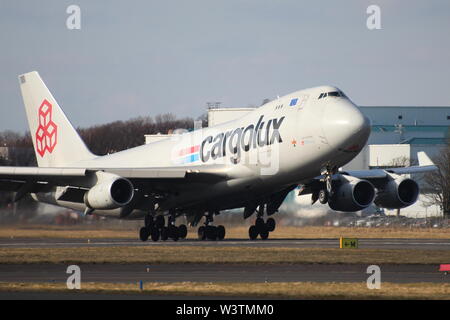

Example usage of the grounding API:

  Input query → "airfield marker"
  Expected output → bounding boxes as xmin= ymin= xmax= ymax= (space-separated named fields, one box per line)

xmin=339 ymin=237 xmax=359 ymax=249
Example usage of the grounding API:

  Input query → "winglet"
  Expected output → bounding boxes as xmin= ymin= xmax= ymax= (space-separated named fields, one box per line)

xmin=418 ymin=152 xmax=434 ymax=166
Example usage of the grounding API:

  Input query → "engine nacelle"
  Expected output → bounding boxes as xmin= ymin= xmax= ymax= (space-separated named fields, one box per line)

xmin=374 ymin=175 xmax=419 ymax=209
xmin=329 ymin=176 xmax=376 ymax=212
xmin=84 ymin=172 xmax=134 ymax=210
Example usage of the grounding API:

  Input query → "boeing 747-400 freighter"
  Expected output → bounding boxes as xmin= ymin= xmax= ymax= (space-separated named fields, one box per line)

xmin=0 ymin=72 xmax=437 ymax=241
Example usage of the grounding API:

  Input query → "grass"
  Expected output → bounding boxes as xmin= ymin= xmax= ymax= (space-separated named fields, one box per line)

xmin=1 ymin=225 xmax=449 ymax=240
xmin=220 ymin=226 xmax=450 ymax=240
xmin=1 ymin=225 xmax=449 ymax=265
xmin=1 ymin=281 xmax=450 ymax=299
xmin=1 ymin=246 xmax=450 ymax=265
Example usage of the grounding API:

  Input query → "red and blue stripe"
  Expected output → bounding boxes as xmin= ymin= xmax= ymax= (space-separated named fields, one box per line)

xmin=177 ymin=145 xmax=200 ymax=164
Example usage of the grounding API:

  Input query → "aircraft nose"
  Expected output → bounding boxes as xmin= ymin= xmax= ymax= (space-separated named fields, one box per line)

xmin=322 ymin=102 xmax=371 ymax=151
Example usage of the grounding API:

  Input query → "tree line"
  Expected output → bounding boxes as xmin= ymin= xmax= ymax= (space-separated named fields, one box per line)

xmin=0 ymin=113 xmax=198 ymax=166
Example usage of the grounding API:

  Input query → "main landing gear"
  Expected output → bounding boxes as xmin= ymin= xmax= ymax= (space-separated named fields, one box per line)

xmin=139 ymin=211 xmax=188 ymax=242
xmin=248 ymin=204 xmax=276 ymax=240
xmin=197 ymin=212 xmax=226 ymax=241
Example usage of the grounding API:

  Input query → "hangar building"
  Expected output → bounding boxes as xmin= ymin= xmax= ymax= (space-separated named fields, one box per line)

xmin=146 ymin=105 xmax=450 ymax=217
xmin=205 ymin=105 xmax=450 ymax=217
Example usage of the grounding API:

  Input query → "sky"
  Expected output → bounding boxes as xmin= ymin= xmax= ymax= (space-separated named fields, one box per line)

xmin=1 ymin=0 xmax=450 ymax=132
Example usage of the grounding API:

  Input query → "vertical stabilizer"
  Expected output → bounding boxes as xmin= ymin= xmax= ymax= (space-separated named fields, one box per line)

xmin=19 ymin=71 xmax=95 ymax=167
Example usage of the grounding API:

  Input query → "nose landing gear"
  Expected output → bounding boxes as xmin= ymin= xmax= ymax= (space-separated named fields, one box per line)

xmin=313 ymin=165 xmax=338 ymax=205
xmin=318 ymin=189 xmax=329 ymax=204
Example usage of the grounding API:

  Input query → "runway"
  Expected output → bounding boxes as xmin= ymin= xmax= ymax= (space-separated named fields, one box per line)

xmin=1 ymin=237 xmax=449 ymax=292
xmin=1 ymin=237 xmax=450 ymax=250
xmin=0 ymin=263 xmax=448 ymax=284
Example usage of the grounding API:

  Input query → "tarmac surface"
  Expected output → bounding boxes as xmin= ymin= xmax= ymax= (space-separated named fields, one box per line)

xmin=1 ymin=237 xmax=450 ymax=250
xmin=1 ymin=237 xmax=450 ymax=299
xmin=0 ymin=263 xmax=449 ymax=284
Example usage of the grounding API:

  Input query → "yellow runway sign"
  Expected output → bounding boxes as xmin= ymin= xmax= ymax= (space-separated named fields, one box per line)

xmin=340 ymin=237 xmax=359 ymax=249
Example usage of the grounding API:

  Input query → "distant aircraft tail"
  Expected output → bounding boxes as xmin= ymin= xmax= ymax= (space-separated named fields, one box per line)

xmin=19 ymin=71 xmax=95 ymax=167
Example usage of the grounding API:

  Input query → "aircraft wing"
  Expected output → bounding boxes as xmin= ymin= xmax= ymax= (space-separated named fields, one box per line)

xmin=0 ymin=167 xmax=88 ymax=181
xmin=0 ymin=164 xmax=237 ymax=184
xmin=0 ymin=167 xmax=88 ymax=196
xmin=104 ymin=165 xmax=232 ymax=182
xmin=0 ymin=164 xmax=246 ymax=200
xmin=340 ymin=151 xmax=438 ymax=179
xmin=299 ymin=151 xmax=438 ymax=194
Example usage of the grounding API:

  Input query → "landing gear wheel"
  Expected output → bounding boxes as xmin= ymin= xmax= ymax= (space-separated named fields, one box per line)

xmin=255 ymin=217 xmax=265 ymax=230
xmin=206 ymin=226 xmax=218 ymax=240
xmin=178 ymin=224 xmax=188 ymax=239
xmin=139 ymin=227 xmax=149 ymax=241
xmin=150 ymin=228 xmax=160 ymax=242
xmin=249 ymin=225 xmax=258 ymax=240
xmin=259 ymin=228 xmax=269 ymax=240
xmin=171 ymin=226 xmax=180 ymax=241
xmin=155 ymin=215 xmax=165 ymax=229
xmin=266 ymin=218 xmax=276 ymax=232
xmin=144 ymin=215 xmax=154 ymax=228
xmin=318 ymin=189 xmax=329 ymax=204
xmin=198 ymin=226 xmax=206 ymax=240
xmin=217 ymin=225 xmax=226 ymax=240
xmin=161 ymin=226 xmax=169 ymax=241
xmin=168 ymin=225 xmax=179 ymax=241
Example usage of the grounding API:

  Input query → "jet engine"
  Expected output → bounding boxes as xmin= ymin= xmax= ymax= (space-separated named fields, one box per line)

xmin=374 ymin=174 xmax=419 ymax=209
xmin=84 ymin=172 xmax=134 ymax=210
xmin=328 ymin=176 xmax=375 ymax=212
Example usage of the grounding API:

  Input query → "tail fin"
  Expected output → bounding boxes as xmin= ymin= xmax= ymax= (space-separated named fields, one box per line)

xmin=19 ymin=71 xmax=95 ymax=167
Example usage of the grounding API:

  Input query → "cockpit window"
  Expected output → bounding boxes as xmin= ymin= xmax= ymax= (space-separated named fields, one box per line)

xmin=318 ymin=90 xmax=347 ymax=99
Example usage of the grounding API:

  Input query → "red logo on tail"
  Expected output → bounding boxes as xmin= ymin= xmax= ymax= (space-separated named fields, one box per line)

xmin=35 ymin=99 xmax=58 ymax=157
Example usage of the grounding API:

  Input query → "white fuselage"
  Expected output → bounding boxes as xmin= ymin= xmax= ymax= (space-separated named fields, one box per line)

xmin=35 ymin=85 xmax=371 ymax=217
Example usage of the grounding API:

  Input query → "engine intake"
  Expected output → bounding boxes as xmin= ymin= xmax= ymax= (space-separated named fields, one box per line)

xmin=84 ymin=172 xmax=134 ymax=210
xmin=374 ymin=175 xmax=419 ymax=209
xmin=328 ymin=176 xmax=375 ymax=212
